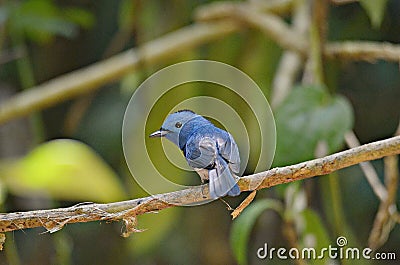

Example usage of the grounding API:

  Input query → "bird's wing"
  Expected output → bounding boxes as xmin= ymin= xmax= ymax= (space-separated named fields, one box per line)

xmin=185 ymin=133 xmax=241 ymax=199
xmin=209 ymin=156 xmax=240 ymax=198
xmin=218 ymin=133 xmax=240 ymax=175
xmin=185 ymin=136 xmax=216 ymax=169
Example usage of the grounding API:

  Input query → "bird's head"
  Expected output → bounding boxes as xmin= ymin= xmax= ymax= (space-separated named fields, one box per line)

xmin=149 ymin=110 xmax=199 ymax=146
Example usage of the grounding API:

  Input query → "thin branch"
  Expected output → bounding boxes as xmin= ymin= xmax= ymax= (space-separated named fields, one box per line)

xmin=330 ymin=0 xmax=359 ymax=5
xmin=345 ymin=131 xmax=388 ymax=201
xmin=194 ymin=0 xmax=294 ymax=21
xmin=231 ymin=190 xmax=257 ymax=219
xmin=368 ymin=154 xmax=398 ymax=250
xmin=325 ymin=41 xmax=400 ymax=62
xmin=271 ymin=0 xmax=310 ymax=108
xmin=368 ymin=121 xmax=400 ymax=249
xmin=302 ymin=0 xmax=328 ymax=85
xmin=0 ymin=135 xmax=399 ymax=236
xmin=196 ymin=2 xmax=400 ymax=63
xmin=196 ymin=1 xmax=306 ymax=55
xmin=1 ymin=5 xmax=400 ymax=126
xmin=0 ymin=22 xmax=239 ymax=125
xmin=395 ymin=119 xmax=400 ymax=136
xmin=203 ymin=6 xmax=308 ymax=55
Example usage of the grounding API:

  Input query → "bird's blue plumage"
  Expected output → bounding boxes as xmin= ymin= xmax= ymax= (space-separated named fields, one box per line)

xmin=150 ymin=110 xmax=241 ymax=199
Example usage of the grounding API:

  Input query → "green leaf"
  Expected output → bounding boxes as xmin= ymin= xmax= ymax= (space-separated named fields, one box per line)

xmin=273 ymin=85 xmax=353 ymax=166
xmin=230 ymin=199 xmax=283 ymax=265
xmin=359 ymin=0 xmax=388 ymax=28
xmin=1 ymin=139 xmax=126 ymax=202
xmin=62 ymin=7 xmax=95 ymax=29
xmin=7 ymin=0 xmax=93 ymax=44
xmin=9 ymin=0 xmax=76 ymax=43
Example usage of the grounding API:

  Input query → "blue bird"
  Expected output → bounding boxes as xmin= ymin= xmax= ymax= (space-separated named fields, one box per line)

xmin=150 ymin=110 xmax=241 ymax=199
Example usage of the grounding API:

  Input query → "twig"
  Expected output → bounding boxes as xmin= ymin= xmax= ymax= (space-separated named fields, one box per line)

xmin=330 ymin=0 xmax=359 ymax=5
xmin=0 ymin=22 xmax=239 ymax=126
xmin=1 ymin=6 xmax=400 ymax=126
xmin=0 ymin=135 xmax=399 ymax=237
xmin=345 ymin=131 xmax=388 ymax=201
xmin=196 ymin=2 xmax=400 ymax=63
xmin=231 ymin=190 xmax=257 ymax=220
xmin=396 ymin=119 xmax=400 ymax=136
xmin=325 ymin=41 xmax=400 ymax=62
xmin=271 ymin=0 xmax=310 ymax=108
xmin=194 ymin=0 xmax=294 ymax=21
xmin=228 ymin=7 xmax=308 ymax=54
xmin=368 ymin=154 xmax=398 ymax=250
xmin=368 ymin=121 xmax=400 ymax=249
xmin=0 ymin=234 xmax=4 ymax=251
xmin=302 ymin=0 xmax=328 ymax=85
xmin=196 ymin=1 xmax=308 ymax=55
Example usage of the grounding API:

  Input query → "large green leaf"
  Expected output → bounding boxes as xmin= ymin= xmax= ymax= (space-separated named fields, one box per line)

xmin=359 ymin=0 xmax=388 ymax=28
xmin=0 ymin=139 xmax=126 ymax=202
xmin=273 ymin=86 xmax=353 ymax=166
xmin=230 ymin=199 xmax=283 ymax=265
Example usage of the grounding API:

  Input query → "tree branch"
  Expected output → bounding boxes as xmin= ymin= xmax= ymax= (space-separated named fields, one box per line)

xmin=368 ymin=122 xmax=400 ymax=249
xmin=271 ymin=0 xmax=310 ymax=108
xmin=345 ymin=131 xmax=388 ymax=201
xmin=193 ymin=0 xmax=294 ymax=21
xmin=325 ymin=41 xmax=400 ymax=62
xmin=0 ymin=22 xmax=239 ymax=125
xmin=196 ymin=3 xmax=308 ymax=55
xmin=1 ymin=2 xmax=400 ymax=125
xmin=0 ymin=135 xmax=399 ymax=239
xmin=195 ymin=2 xmax=400 ymax=63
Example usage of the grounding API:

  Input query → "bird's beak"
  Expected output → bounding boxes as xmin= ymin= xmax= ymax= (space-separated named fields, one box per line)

xmin=149 ymin=129 xmax=169 ymax=138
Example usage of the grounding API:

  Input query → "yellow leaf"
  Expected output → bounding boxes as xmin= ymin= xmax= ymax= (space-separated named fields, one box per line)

xmin=1 ymin=139 xmax=126 ymax=202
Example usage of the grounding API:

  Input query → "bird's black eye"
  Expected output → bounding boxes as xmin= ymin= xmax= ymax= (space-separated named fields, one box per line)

xmin=175 ymin=122 xmax=182 ymax=128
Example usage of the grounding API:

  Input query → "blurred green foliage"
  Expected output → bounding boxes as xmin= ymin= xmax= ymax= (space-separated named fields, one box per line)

xmin=0 ymin=0 xmax=399 ymax=265
xmin=1 ymin=139 xmax=126 ymax=202
xmin=359 ymin=0 xmax=388 ymax=28
xmin=1 ymin=0 xmax=94 ymax=44
xmin=231 ymin=198 xmax=283 ymax=265
xmin=274 ymin=85 xmax=353 ymax=166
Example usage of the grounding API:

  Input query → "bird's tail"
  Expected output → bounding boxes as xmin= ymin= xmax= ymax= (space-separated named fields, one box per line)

xmin=209 ymin=157 xmax=240 ymax=199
